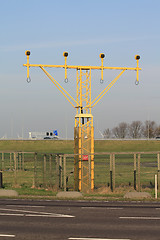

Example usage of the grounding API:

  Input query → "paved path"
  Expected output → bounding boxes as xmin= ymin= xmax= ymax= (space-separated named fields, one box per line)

xmin=0 ymin=199 xmax=160 ymax=239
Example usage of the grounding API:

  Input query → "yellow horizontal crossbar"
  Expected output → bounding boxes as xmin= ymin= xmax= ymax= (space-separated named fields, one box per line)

xmin=75 ymin=114 xmax=93 ymax=118
xmin=23 ymin=63 xmax=141 ymax=71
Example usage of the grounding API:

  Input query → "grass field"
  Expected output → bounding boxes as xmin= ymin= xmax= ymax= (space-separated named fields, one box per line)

xmin=0 ymin=139 xmax=160 ymax=153
xmin=0 ymin=140 xmax=160 ymax=198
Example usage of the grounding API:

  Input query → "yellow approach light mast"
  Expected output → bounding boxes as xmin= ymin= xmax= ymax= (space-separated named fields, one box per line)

xmin=23 ymin=51 xmax=141 ymax=192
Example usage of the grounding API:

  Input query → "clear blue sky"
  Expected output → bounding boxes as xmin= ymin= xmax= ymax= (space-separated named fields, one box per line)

xmin=0 ymin=0 xmax=160 ymax=138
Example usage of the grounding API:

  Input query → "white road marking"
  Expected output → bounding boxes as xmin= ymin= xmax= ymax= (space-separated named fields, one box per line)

xmin=25 ymin=213 xmax=74 ymax=217
xmin=25 ymin=214 xmax=58 ymax=217
xmin=69 ymin=238 xmax=130 ymax=240
xmin=7 ymin=205 xmax=45 ymax=208
xmin=120 ymin=216 xmax=160 ymax=220
xmin=0 ymin=208 xmax=75 ymax=218
xmin=0 ymin=213 xmax=74 ymax=218
xmin=0 ymin=208 xmax=52 ymax=215
xmin=81 ymin=207 xmax=123 ymax=210
xmin=0 ymin=213 xmax=24 ymax=216
xmin=106 ymin=208 xmax=123 ymax=210
xmin=0 ymin=234 xmax=15 ymax=238
xmin=26 ymin=213 xmax=74 ymax=218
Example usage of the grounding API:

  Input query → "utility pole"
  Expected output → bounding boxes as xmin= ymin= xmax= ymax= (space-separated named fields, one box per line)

xmin=24 ymin=51 xmax=141 ymax=191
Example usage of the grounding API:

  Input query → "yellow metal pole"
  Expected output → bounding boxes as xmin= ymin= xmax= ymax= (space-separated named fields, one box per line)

xmin=78 ymin=68 xmax=83 ymax=191
xmin=80 ymin=68 xmax=82 ymax=109
xmin=91 ymin=118 xmax=94 ymax=190
xmin=100 ymin=53 xmax=105 ymax=83
xmin=25 ymin=50 xmax=31 ymax=82
xmin=63 ymin=52 xmax=68 ymax=82
xmin=135 ymin=55 xmax=140 ymax=85
xmin=79 ymin=117 xmax=82 ymax=191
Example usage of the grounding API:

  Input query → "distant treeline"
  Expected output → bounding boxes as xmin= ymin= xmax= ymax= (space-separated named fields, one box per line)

xmin=103 ymin=120 xmax=160 ymax=139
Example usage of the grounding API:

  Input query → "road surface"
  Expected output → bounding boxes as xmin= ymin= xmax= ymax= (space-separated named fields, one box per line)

xmin=0 ymin=199 xmax=159 ymax=239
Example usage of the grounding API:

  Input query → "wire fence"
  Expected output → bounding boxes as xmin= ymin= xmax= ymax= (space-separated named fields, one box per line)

xmin=0 ymin=151 xmax=160 ymax=193
xmin=0 ymin=152 xmax=58 ymax=190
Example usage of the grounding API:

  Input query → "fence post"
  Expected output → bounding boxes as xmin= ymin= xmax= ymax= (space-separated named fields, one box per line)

xmin=59 ymin=155 xmax=63 ymax=189
xmin=10 ymin=153 xmax=12 ymax=170
xmin=49 ymin=154 xmax=52 ymax=188
xmin=0 ymin=171 xmax=3 ymax=188
xmin=19 ymin=153 xmax=22 ymax=170
xmin=17 ymin=153 xmax=19 ymax=171
xmin=113 ymin=153 xmax=115 ymax=191
xmin=56 ymin=154 xmax=60 ymax=190
xmin=64 ymin=155 xmax=66 ymax=191
xmin=14 ymin=152 xmax=17 ymax=186
xmin=43 ymin=154 xmax=47 ymax=188
xmin=110 ymin=154 xmax=113 ymax=191
xmin=2 ymin=153 xmax=4 ymax=171
xmin=22 ymin=153 xmax=25 ymax=171
xmin=33 ymin=153 xmax=37 ymax=188
xmin=155 ymin=174 xmax=158 ymax=199
xmin=138 ymin=153 xmax=141 ymax=192
xmin=134 ymin=154 xmax=137 ymax=190
xmin=158 ymin=153 xmax=160 ymax=192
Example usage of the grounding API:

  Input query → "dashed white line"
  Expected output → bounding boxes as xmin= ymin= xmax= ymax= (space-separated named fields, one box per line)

xmin=26 ymin=213 xmax=74 ymax=218
xmin=7 ymin=205 xmax=45 ymax=208
xmin=0 ymin=213 xmax=24 ymax=216
xmin=0 ymin=234 xmax=15 ymax=238
xmin=120 ymin=216 xmax=160 ymax=220
xmin=69 ymin=238 xmax=130 ymax=240
xmin=0 ymin=213 xmax=74 ymax=218
xmin=106 ymin=208 xmax=123 ymax=210
xmin=81 ymin=207 xmax=123 ymax=210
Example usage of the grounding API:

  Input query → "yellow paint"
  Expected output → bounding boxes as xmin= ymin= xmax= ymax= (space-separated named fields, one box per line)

xmin=24 ymin=51 xmax=141 ymax=191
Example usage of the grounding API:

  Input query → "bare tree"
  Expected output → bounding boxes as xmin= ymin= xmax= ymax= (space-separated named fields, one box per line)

xmin=112 ymin=122 xmax=128 ymax=139
xmin=129 ymin=121 xmax=143 ymax=139
xmin=155 ymin=125 xmax=160 ymax=137
xmin=142 ymin=120 xmax=157 ymax=139
xmin=103 ymin=120 xmax=160 ymax=139
xmin=103 ymin=128 xmax=111 ymax=139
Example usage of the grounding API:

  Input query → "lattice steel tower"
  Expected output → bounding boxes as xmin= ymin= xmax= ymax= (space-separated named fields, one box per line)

xmin=24 ymin=51 xmax=141 ymax=192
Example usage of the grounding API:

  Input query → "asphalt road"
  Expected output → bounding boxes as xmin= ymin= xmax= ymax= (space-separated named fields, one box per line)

xmin=0 ymin=199 xmax=160 ymax=240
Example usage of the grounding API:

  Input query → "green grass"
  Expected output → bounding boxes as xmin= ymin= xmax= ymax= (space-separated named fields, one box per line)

xmin=95 ymin=140 xmax=160 ymax=152
xmin=0 ymin=139 xmax=160 ymax=153
xmin=0 ymin=140 xmax=74 ymax=153
xmin=0 ymin=140 xmax=160 ymax=198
